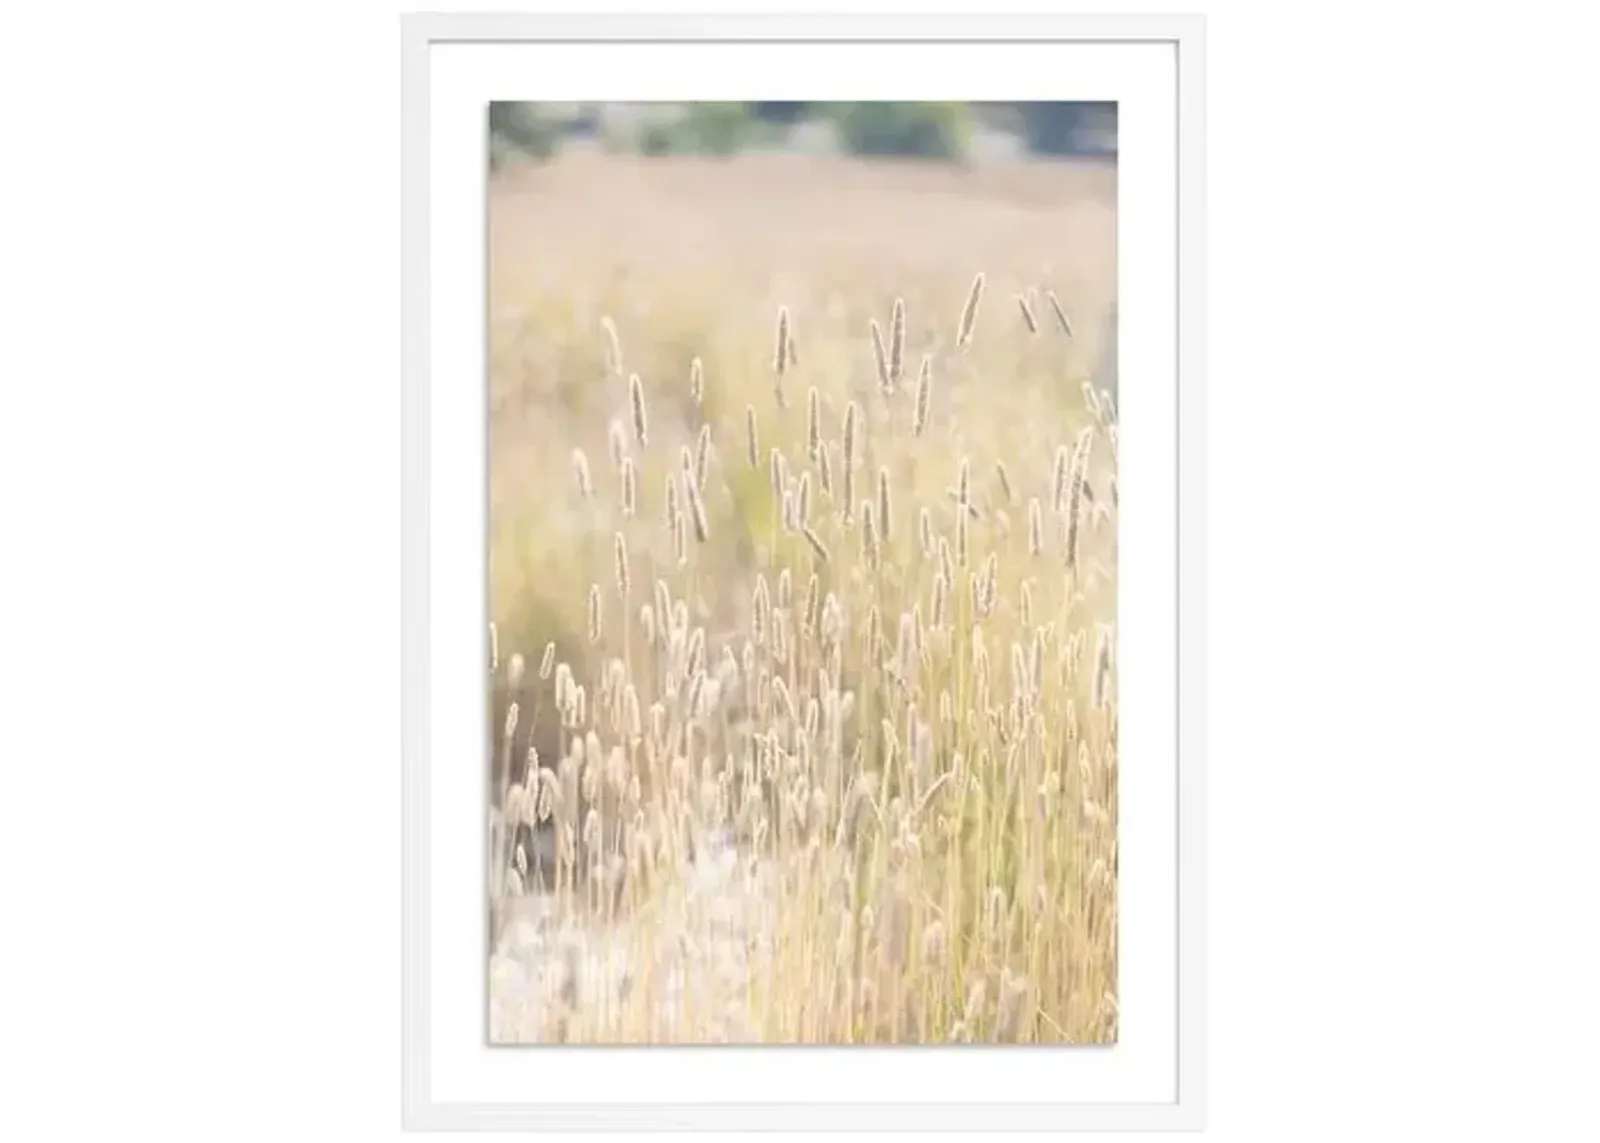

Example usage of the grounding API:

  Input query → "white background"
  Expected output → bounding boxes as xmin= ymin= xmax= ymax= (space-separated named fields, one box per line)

xmin=3 ymin=1 xmax=1599 ymax=1141
xmin=428 ymin=37 xmax=1176 ymax=1106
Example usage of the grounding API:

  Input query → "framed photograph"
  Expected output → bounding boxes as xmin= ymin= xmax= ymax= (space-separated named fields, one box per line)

xmin=402 ymin=12 xmax=1205 ymax=1132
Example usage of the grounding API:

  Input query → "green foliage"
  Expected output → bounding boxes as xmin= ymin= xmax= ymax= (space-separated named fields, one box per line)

xmin=681 ymin=102 xmax=752 ymax=156
xmin=1015 ymin=102 xmax=1117 ymax=157
xmin=629 ymin=103 xmax=757 ymax=158
xmin=829 ymin=102 xmax=972 ymax=161
xmin=489 ymin=102 xmax=560 ymax=169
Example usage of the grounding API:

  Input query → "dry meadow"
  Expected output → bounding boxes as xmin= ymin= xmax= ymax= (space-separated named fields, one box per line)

xmin=485 ymin=146 xmax=1119 ymax=1044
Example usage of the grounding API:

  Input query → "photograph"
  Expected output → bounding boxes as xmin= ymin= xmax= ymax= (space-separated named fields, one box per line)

xmin=483 ymin=100 xmax=1121 ymax=1046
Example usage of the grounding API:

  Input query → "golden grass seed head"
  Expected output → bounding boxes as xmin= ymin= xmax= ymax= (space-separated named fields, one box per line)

xmin=1020 ymin=580 xmax=1034 ymax=627
xmin=777 ymin=567 xmax=792 ymax=611
xmin=600 ymin=314 xmax=623 ymax=375
xmin=628 ymin=372 xmax=648 ymax=446
xmin=752 ymin=576 xmax=771 ymax=646
xmin=1017 ymin=292 xmax=1039 ymax=335
xmin=995 ymin=460 xmax=1014 ymax=505
xmin=781 ymin=488 xmax=796 ymax=533
xmin=861 ymin=501 xmax=880 ymax=571
xmin=774 ymin=304 xmax=792 ymax=377
xmin=745 ymin=404 xmax=759 ymax=468
xmin=795 ymin=471 xmax=811 ymax=528
xmin=957 ymin=458 xmax=971 ymax=511
xmin=1093 ymin=624 xmax=1114 ymax=710
xmin=956 ymin=271 xmax=985 ymax=349
xmin=663 ymin=469 xmax=679 ymax=530
xmin=607 ymin=418 xmax=628 ymax=468
xmin=912 ymin=356 xmax=932 ymax=437
xmin=672 ymin=501 xmax=687 ymax=565
xmin=769 ymin=447 xmax=785 ymax=498
xmin=1081 ymin=381 xmax=1103 ymax=423
xmin=805 ymin=385 xmax=822 ymax=460
xmin=571 ymin=448 xmax=593 ymax=499
xmin=889 ymin=296 xmax=906 ymax=385
xmin=870 ymin=318 xmax=891 ymax=393
xmin=956 ymin=504 xmax=969 ymax=568
xmin=1046 ymin=289 xmax=1073 ymax=337
xmin=613 ymin=532 xmax=631 ymax=597
xmin=538 ymin=641 xmax=556 ymax=680
xmin=1052 ymin=445 xmax=1070 ymax=513
xmin=689 ymin=356 xmax=704 ymax=404
xmin=694 ymin=423 xmax=712 ymax=490
xmin=619 ymin=457 xmax=636 ymax=517
xmin=938 ymin=536 xmax=954 ymax=586
xmin=931 ymin=572 xmax=948 ymax=629
xmin=640 ymin=603 xmax=656 ymax=646
xmin=817 ymin=439 xmax=834 ymax=498
xmin=918 ymin=506 xmax=934 ymax=558
xmin=685 ymin=474 xmax=710 ymax=543
xmin=1098 ymin=387 xmax=1117 ymax=426
xmin=587 ymin=584 xmax=603 ymax=643
xmin=1028 ymin=497 xmax=1044 ymax=557
xmin=803 ymin=573 xmax=820 ymax=640
xmin=865 ymin=603 xmax=881 ymax=662
xmin=801 ymin=523 xmax=830 ymax=564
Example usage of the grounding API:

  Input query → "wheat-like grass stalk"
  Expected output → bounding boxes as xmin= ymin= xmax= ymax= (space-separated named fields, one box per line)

xmin=571 ymin=448 xmax=593 ymax=499
xmin=861 ymin=501 xmax=881 ymax=571
xmin=601 ymin=314 xmax=623 ymax=375
xmin=1045 ymin=289 xmax=1073 ymax=338
xmin=620 ymin=458 xmax=636 ymax=517
xmin=694 ymin=424 xmax=712 ymax=491
xmin=689 ymin=356 xmax=704 ymax=405
xmin=607 ymin=418 xmax=628 ymax=468
xmin=889 ymin=296 xmax=906 ymax=387
xmin=684 ymin=473 xmax=710 ymax=544
xmin=773 ymin=305 xmax=792 ymax=405
xmin=587 ymin=583 xmax=603 ymax=643
xmin=796 ymin=472 xmax=812 ymax=529
xmin=745 ymin=404 xmax=760 ymax=468
xmin=628 ymin=373 xmax=649 ymax=446
xmin=802 ymin=523 xmax=830 ymax=564
xmin=1017 ymin=293 xmax=1039 ymax=335
xmin=913 ymin=356 xmax=932 ymax=437
xmin=995 ymin=460 xmax=1014 ymax=505
xmin=1051 ymin=445 xmax=1070 ymax=514
xmin=1064 ymin=424 xmax=1095 ymax=573
xmin=613 ymin=533 xmax=631 ymax=598
xmin=870 ymin=319 xmax=892 ymax=394
xmin=956 ymin=272 xmax=985 ymax=349
xmin=842 ymin=401 xmax=860 ymax=523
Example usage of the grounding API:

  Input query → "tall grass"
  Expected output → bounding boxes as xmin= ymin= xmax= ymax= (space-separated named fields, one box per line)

xmin=486 ymin=154 xmax=1118 ymax=1045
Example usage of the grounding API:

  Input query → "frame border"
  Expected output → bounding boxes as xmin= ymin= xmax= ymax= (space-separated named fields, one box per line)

xmin=402 ymin=11 xmax=1206 ymax=1132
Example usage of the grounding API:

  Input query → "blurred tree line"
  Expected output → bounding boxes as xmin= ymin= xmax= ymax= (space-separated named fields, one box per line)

xmin=489 ymin=101 xmax=1117 ymax=170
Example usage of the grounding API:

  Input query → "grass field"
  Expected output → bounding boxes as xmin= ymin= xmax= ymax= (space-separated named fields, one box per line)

xmin=485 ymin=147 xmax=1119 ymax=1044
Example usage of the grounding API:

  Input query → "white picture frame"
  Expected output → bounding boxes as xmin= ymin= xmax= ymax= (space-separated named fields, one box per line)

xmin=402 ymin=11 xmax=1206 ymax=1132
